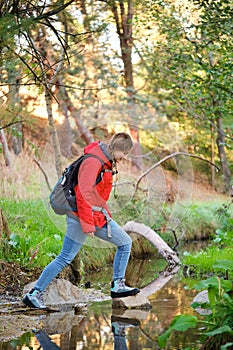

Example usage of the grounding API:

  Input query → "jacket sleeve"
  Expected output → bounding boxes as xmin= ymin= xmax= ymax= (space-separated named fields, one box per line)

xmin=74 ymin=157 xmax=107 ymax=233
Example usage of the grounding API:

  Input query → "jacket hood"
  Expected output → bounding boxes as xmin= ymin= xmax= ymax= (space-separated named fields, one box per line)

xmin=84 ymin=141 xmax=111 ymax=164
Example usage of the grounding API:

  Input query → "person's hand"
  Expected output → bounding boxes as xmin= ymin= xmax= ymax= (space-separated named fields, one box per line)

xmin=86 ymin=232 xmax=94 ymax=238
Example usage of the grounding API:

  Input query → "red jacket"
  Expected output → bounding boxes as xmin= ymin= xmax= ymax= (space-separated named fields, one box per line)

xmin=73 ymin=142 xmax=113 ymax=233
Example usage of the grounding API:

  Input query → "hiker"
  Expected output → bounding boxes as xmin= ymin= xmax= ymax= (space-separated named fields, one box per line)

xmin=23 ymin=132 xmax=140 ymax=309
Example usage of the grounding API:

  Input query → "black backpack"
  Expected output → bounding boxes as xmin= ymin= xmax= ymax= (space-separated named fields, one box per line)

xmin=49 ymin=154 xmax=105 ymax=215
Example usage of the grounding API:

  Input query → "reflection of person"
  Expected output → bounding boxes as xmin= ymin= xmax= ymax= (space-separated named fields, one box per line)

xmin=23 ymin=132 xmax=140 ymax=309
xmin=112 ymin=317 xmax=140 ymax=350
xmin=34 ymin=330 xmax=61 ymax=349
xmin=112 ymin=324 xmax=128 ymax=350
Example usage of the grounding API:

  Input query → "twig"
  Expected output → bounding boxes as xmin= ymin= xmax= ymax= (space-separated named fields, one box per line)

xmin=0 ymin=121 xmax=21 ymax=131
xmin=33 ymin=158 xmax=52 ymax=191
xmin=154 ymin=228 xmax=179 ymax=250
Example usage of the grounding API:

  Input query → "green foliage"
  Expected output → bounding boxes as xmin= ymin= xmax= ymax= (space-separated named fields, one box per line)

xmin=182 ymin=247 xmax=233 ymax=279
xmin=4 ymin=233 xmax=34 ymax=265
xmin=159 ymin=276 xmax=233 ymax=348
xmin=9 ymin=331 xmax=33 ymax=349
xmin=182 ymin=202 xmax=233 ymax=278
xmin=166 ymin=200 xmax=228 ymax=242
xmin=192 ymin=277 xmax=233 ymax=349
xmin=0 ymin=199 xmax=115 ymax=270
xmin=214 ymin=203 xmax=233 ymax=246
xmin=193 ymin=276 xmax=232 ymax=294
xmin=0 ymin=200 xmax=63 ymax=267
xmin=160 ymin=201 xmax=233 ymax=349
xmin=158 ymin=314 xmax=198 ymax=348
xmin=138 ymin=0 xmax=233 ymax=190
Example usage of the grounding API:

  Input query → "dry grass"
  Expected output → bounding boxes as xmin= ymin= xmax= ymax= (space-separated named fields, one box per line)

xmin=1 ymin=152 xmax=42 ymax=200
xmin=1 ymin=149 xmax=229 ymax=204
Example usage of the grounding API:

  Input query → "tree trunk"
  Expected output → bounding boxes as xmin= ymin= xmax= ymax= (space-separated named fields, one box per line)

xmin=0 ymin=129 xmax=11 ymax=166
xmin=45 ymin=87 xmax=63 ymax=177
xmin=216 ymin=116 xmax=231 ymax=192
xmin=210 ymin=121 xmax=215 ymax=189
xmin=7 ymin=67 xmax=22 ymax=155
xmin=57 ymin=77 xmax=94 ymax=146
xmin=55 ymin=81 xmax=74 ymax=158
xmin=110 ymin=0 xmax=142 ymax=169
xmin=77 ymin=0 xmax=102 ymax=119
xmin=61 ymin=104 xmax=73 ymax=158
xmin=208 ymin=54 xmax=231 ymax=192
xmin=32 ymin=25 xmax=64 ymax=178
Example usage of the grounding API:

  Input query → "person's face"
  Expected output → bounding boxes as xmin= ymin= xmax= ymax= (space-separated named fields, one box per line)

xmin=113 ymin=150 xmax=125 ymax=163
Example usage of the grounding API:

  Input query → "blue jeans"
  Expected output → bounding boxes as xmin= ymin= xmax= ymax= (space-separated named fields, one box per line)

xmin=34 ymin=217 xmax=132 ymax=292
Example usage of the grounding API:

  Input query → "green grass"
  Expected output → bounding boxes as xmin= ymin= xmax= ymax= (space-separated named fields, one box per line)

xmin=181 ymin=202 xmax=233 ymax=279
xmin=113 ymin=197 xmax=231 ymax=243
xmin=0 ymin=199 xmax=63 ymax=267
xmin=0 ymin=199 xmax=116 ymax=270
xmin=182 ymin=245 xmax=233 ymax=278
xmin=1 ymin=197 xmax=232 ymax=278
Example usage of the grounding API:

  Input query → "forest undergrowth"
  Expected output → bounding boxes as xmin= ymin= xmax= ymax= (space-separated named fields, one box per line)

xmin=0 ymin=150 xmax=231 ymax=295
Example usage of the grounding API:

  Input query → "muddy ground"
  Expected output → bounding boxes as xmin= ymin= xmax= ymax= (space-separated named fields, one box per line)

xmin=0 ymin=262 xmax=45 ymax=341
xmin=0 ymin=262 xmax=91 ymax=342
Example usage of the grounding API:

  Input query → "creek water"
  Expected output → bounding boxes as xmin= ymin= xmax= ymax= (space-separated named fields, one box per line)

xmin=1 ymin=253 xmax=204 ymax=350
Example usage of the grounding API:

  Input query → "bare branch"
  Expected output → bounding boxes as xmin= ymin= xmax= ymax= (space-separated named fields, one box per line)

xmin=33 ymin=158 xmax=52 ymax=192
xmin=33 ymin=0 xmax=75 ymax=22
xmin=0 ymin=121 xmax=21 ymax=130
xmin=133 ymin=152 xmax=221 ymax=197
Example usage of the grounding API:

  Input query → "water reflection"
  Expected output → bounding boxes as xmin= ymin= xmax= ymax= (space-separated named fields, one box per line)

xmin=1 ymin=260 xmax=201 ymax=349
xmin=34 ymin=330 xmax=61 ymax=349
xmin=33 ymin=316 xmax=140 ymax=350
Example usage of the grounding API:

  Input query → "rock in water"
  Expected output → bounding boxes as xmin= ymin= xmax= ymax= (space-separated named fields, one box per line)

xmin=112 ymin=292 xmax=152 ymax=310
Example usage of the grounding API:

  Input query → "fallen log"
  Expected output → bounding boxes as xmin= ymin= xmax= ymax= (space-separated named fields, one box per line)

xmin=123 ymin=221 xmax=180 ymax=266
xmin=112 ymin=222 xmax=181 ymax=310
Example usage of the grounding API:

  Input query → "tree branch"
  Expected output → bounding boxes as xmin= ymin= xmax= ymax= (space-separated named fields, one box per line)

xmin=0 ymin=121 xmax=21 ymax=130
xmin=33 ymin=158 xmax=52 ymax=192
xmin=133 ymin=152 xmax=221 ymax=197
xmin=33 ymin=0 xmax=75 ymax=22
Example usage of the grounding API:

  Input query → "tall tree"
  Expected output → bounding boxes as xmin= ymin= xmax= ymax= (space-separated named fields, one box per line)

xmin=107 ymin=0 xmax=142 ymax=168
xmin=6 ymin=64 xmax=22 ymax=155
xmin=137 ymin=0 xmax=232 ymax=190
xmin=0 ymin=0 xmax=76 ymax=175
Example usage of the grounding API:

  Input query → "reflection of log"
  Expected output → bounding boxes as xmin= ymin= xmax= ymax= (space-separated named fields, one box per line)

xmin=140 ymin=264 xmax=180 ymax=298
xmin=123 ymin=221 xmax=180 ymax=266
xmin=112 ymin=308 xmax=149 ymax=321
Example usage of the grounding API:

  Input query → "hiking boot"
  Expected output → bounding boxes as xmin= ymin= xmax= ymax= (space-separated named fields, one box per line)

xmin=112 ymin=318 xmax=140 ymax=336
xmin=111 ymin=278 xmax=140 ymax=298
xmin=23 ymin=288 xmax=46 ymax=309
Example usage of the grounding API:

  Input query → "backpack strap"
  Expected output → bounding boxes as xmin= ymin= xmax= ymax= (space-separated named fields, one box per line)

xmin=81 ymin=153 xmax=105 ymax=185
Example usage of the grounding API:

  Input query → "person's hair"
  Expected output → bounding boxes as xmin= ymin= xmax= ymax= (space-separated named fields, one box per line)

xmin=107 ymin=132 xmax=134 ymax=156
